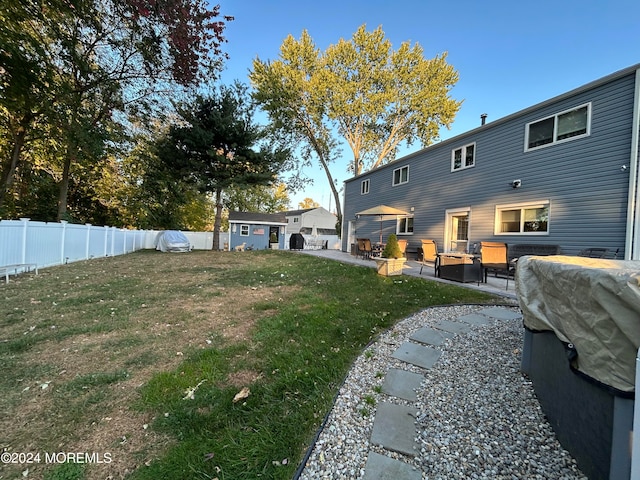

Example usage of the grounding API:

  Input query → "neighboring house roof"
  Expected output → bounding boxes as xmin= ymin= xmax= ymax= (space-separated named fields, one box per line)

xmin=228 ymin=211 xmax=287 ymax=225
xmin=282 ymin=208 xmax=316 ymax=216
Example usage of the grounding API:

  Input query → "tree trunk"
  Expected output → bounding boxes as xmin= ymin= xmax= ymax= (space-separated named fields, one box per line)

xmin=212 ymin=186 xmax=223 ymax=250
xmin=57 ymin=148 xmax=74 ymax=221
xmin=316 ymin=154 xmax=343 ymax=237
xmin=0 ymin=122 xmax=29 ymax=210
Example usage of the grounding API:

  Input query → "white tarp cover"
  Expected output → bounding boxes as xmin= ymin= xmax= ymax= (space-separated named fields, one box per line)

xmin=155 ymin=230 xmax=191 ymax=253
xmin=516 ymin=255 xmax=640 ymax=392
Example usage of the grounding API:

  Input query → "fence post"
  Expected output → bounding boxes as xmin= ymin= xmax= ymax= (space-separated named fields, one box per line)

xmin=20 ymin=218 xmax=30 ymax=264
xmin=85 ymin=223 xmax=92 ymax=259
xmin=60 ymin=221 xmax=68 ymax=264
xmin=103 ymin=226 xmax=109 ymax=257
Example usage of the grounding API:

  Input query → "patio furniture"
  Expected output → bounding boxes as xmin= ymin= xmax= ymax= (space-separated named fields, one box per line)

xmin=507 ymin=243 xmax=561 ymax=263
xmin=371 ymin=242 xmax=385 ymax=258
xmin=419 ymin=239 xmax=438 ymax=275
xmin=356 ymin=205 xmax=409 ymax=244
xmin=479 ymin=241 xmax=512 ymax=289
xmin=356 ymin=238 xmax=373 ymax=259
xmin=436 ymin=252 xmax=481 ymax=283
xmin=397 ymin=239 xmax=408 ymax=257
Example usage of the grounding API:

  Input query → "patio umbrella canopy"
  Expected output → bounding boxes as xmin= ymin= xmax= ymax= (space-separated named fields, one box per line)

xmin=356 ymin=205 xmax=409 ymax=244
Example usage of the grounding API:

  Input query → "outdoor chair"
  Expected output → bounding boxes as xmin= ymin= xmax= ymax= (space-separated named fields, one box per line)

xmin=357 ymin=238 xmax=372 ymax=259
xmin=419 ymin=239 xmax=438 ymax=275
xmin=397 ymin=239 xmax=408 ymax=257
xmin=479 ymin=241 xmax=512 ymax=289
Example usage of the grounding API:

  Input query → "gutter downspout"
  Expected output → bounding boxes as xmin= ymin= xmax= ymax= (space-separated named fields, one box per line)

xmin=624 ymin=68 xmax=640 ymax=260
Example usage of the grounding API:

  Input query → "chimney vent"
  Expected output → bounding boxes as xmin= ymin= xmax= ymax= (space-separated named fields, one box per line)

xmin=481 ymin=113 xmax=488 ymax=126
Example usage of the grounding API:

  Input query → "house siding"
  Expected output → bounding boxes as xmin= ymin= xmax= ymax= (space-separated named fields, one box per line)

xmin=343 ymin=66 xmax=639 ymax=258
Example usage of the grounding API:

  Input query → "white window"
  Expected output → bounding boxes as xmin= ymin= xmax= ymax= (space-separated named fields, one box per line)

xmin=451 ymin=143 xmax=475 ymax=171
xmin=240 ymin=225 xmax=249 ymax=236
xmin=397 ymin=216 xmax=414 ymax=234
xmin=392 ymin=166 xmax=409 ymax=186
xmin=525 ymin=104 xmax=590 ymax=151
xmin=361 ymin=179 xmax=370 ymax=195
xmin=495 ymin=202 xmax=549 ymax=235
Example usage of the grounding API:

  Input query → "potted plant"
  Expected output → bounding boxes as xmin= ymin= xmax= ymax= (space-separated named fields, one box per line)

xmin=374 ymin=234 xmax=406 ymax=276
xmin=269 ymin=232 xmax=279 ymax=250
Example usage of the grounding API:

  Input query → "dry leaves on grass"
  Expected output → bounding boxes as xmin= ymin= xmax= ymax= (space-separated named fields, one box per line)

xmin=232 ymin=386 xmax=251 ymax=403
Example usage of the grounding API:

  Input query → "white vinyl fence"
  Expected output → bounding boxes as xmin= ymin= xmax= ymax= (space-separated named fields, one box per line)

xmin=0 ymin=219 xmax=339 ymax=277
xmin=0 ymin=219 xmax=216 ymax=273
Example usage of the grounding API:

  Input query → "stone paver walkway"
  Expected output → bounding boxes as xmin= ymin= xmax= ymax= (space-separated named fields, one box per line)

xmin=362 ymin=307 xmax=523 ymax=479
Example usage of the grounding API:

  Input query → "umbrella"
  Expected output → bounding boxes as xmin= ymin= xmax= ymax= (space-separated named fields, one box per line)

xmin=356 ymin=205 xmax=409 ymax=244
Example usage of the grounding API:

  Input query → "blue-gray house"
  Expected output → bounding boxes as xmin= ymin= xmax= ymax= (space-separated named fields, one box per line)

xmin=228 ymin=211 xmax=287 ymax=251
xmin=342 ymin=63 xmax=640 ymax=261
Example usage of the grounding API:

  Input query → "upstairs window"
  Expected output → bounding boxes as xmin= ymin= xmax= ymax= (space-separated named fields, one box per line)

xmin=361 ymin=178 xmax=370 ymax=195
xmin=451 ymin=143 xmax=475 ymax=171
xmin=393 ymin=165 xmax=409 ymax=186
xmin=525 ymin=104 xmax=590 ymax=151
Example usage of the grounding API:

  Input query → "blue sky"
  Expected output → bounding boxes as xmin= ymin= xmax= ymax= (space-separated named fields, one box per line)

xmin=215 ymin=0 xmax=640 ymax=211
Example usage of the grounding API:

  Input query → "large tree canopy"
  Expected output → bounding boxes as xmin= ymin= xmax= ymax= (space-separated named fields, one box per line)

xmin=0 ymin=0 xmax=232 ymax=220
xmin=250 ymin=30 xmax=344 ymax=230
xmin=156 ymin=83 xmax=289 ymax=248
xmin=322 ymin=25 xmax=462 ymax=174
xmin=251 ymin=24 xmax=461 ymax=230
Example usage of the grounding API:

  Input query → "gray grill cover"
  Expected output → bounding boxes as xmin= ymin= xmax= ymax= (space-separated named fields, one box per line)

xmin=516 ymin=255 xmax=640 ymax=392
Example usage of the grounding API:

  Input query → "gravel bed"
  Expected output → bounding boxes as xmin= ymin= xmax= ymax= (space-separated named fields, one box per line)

xmin=298 ymin=304 xmax=587 ymax=480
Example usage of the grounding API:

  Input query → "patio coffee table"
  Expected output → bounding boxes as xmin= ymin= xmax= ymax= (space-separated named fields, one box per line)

xmin=436 ymin=253 xmax=481 ymax=283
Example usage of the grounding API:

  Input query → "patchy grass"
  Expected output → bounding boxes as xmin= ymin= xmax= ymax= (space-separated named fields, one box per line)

xmin=0 ymin=249 xmax=498 ymax=479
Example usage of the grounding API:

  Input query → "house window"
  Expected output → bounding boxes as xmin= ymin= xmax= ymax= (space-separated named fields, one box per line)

xmin=240 ymin=225 xmax=249 ymax=236
xmin=397 ymin=216 xmax=414 ymax=234
xmin=361 ymin=179 xmax=370 ymax=195
xmin=496 ymin=202 xmax=549 ymax=235
xmin=525 ymin=104 xmax=590 ymax=151
xmin=392 ymin=166 xmax=409 ymax=186
xmin=451 ymin=143 xmax=475 ymax=171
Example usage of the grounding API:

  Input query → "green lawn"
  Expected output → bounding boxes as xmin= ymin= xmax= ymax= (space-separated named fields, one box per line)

xmin=0 ymin=249 xmax=499 ymax=479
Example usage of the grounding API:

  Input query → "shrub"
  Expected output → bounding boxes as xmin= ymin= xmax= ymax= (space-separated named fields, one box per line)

xmin=381 ymin=234 xmax=403 ymax=258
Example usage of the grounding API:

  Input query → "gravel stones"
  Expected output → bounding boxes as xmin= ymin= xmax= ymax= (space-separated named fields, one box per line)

xmin=298 ymin=305 xmax=587 ymax=480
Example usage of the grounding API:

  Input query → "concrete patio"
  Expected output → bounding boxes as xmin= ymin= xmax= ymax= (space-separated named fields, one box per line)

xmin=296 ymin=248 xmax=518 ymax=300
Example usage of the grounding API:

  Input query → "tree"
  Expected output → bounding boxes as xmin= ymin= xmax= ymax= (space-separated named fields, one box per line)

xmin=158 ymin=83 xmax=289 ymax=249
xmin=250 ymin=30 xmax=344 ymax=233
xmin=250 ymin=25 xmax=461 ymax=230
xmin=0 ymin=0 xmax=233 ymax=219
xmin=224 ymin=183 xmax=290 ymax=214
xmin=322 ymin=25 xmax=461 ymax=174
xmin=298 ymin=197 xmax=320 ymax=209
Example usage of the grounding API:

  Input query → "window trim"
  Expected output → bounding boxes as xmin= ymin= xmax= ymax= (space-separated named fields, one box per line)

xmin=494 ymin=201 xmax=550 ymax=236
xmin=392 ymin=165 xmax=409 ymax=186
xmin=396 ymin=216 xmax=414 ymax=235
xmin=361 ymin=178 xmax=370 ymax=195
xmin=451 ymin=142 xmax=476 ymax=172
xmin=525 ymin=103 xmax=591 ymax=152
xmin=240 ymin=224 xmax=249 ymax=236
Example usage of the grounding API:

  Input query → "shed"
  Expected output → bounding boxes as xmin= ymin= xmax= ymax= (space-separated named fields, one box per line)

xmin=228 ymin=211 xmax=287 ymax=251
